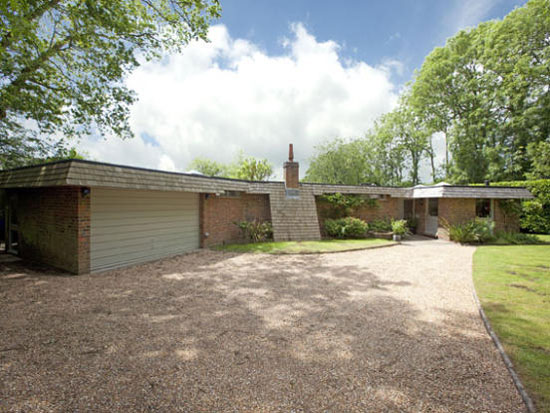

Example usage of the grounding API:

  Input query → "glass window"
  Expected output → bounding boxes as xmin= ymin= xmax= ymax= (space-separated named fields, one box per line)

xmin=428 ymin=198 xmax=438 ymax=216
xmin=476 ymin=199 xmax=491 ymax=218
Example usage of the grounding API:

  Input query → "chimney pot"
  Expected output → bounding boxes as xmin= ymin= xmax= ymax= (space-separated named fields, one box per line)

xmin=289 ymin=143 xmax=294 ymax=162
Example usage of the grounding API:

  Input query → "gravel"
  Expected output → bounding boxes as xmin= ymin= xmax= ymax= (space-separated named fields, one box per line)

xmin=0 ymin=237 xmax=525 ymax=412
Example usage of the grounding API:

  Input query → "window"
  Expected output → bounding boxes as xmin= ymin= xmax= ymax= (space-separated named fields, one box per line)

xmin=476 ymin=199 xmax=491 ymax=218
xmin=428 ymin=198 xmax=438 ymax=216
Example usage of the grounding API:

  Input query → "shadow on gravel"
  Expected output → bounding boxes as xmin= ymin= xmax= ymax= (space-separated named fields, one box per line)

xmin=0 ymin=249 xmax=524 ymax=412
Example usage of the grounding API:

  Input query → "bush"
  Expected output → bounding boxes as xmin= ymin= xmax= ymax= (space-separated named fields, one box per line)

xmin=391 ymin=219 xmax=409 ymax=236
xmin=446 ymin=219 xmax=495 ymax=244
xmin=492 ymin=231 xmax=541 ymax=245
xmin=324 ymin=217 xmax=368 ymax=239
xmin=319 ymin=193 xmax=367 ymax=218
xmin=368 ymin=218 xmax=392 ymax=232
xmin=234 ymin=220 xmax=273 ymax=242
xmin=473 ymin=179 xmax=550 ymax=234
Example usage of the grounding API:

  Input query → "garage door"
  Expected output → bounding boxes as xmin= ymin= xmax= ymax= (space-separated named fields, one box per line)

xmin=90 ymin=188 xmax=199 ymax=273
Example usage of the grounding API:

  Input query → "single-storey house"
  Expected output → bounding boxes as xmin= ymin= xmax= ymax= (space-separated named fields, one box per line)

xmin=0 ymin=145 xmax=533 ymax=274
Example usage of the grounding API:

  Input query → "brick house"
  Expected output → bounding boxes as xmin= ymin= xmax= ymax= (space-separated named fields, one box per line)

xmin=0 ymin=145 xmax=533 ymax=274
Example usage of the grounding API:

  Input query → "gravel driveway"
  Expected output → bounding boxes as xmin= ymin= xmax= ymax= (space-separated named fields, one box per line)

xmin=0 ymin=237 xmax=525 ymax=412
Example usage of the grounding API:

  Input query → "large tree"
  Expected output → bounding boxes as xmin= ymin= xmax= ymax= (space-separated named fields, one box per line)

xmin=409 ymin=0 xmax=550 ymax=183
xmin=0 ymin=0 xmax=221 ymax=168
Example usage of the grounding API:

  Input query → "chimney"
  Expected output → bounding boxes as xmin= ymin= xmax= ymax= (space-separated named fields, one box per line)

xmin=284 ymin=143 xmax=299 ymax=188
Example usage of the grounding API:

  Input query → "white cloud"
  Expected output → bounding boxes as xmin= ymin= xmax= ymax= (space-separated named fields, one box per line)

xmin=81 ymin=23 xmax=400 ymax=178
xmin=448 ymin=0 xmax=501 ymax=32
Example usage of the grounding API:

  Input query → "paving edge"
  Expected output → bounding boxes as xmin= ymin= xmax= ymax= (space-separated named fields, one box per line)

xmin=262 ymin=241 xmax=399 ymax=255
xmin=472 ymin=289 xmax=536 ymax=413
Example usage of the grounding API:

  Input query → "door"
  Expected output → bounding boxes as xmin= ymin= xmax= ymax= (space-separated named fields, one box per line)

xmin=90 ymin=188 xmax=199 ymax=272
xmin=425 ymin=198 xmax=439 ymax=237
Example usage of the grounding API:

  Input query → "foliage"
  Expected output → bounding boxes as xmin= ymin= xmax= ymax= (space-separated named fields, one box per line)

xmin=0 ymin=0 xmax=220 ymax=167
xmin=188 ymin=158 xmax=229 ymax=177
xmin=491 ymin=231 xmax=541 ymax=245
xmin=213 ymin=238 xmax=392 ymax=254
xmin=305 ymin=138 xmax=376 ymax=185
xmin=409 ymin=0 xmax=550 ymax=183
xmin=391 ymin=219 xmax=409 ymax=236
xmin=445 ymin=219 xmax=495 ymax=244
xmin=526 ymin=141 xmax=550 ymax=179
xmin=232 ymin=154 xmax=273 ymax=181
xmin=188 ymin=152 xmax=273 ymax=181
xmin=474 ymin=179 xmax=550 ymax=234
xmin=319 ymin=193 xmax=366 ymax=218
xmin=234 ymin=220 xmax=273 ymax=243
xmin=473 ymin=245 xmax=550 ymax=409
xmin=324 ymin=217 xmax=368 ymax=239
xmin=368 ymin=219 xmax=393 ymax=232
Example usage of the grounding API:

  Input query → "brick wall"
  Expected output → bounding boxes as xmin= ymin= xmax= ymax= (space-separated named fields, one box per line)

xmin=200 ymin=193 xmax=271 ymax=247
xmin=437 ymin=198 xmax=476 ymax=240
xmin=316 ymin=196 xmax=402 ymax=235
xmin=11 ymin=186 xmax=90 ymax=274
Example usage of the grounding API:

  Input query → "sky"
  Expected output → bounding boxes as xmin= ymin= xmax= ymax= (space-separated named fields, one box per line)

xmin=80 ymin=0 xmax=528 ymax=181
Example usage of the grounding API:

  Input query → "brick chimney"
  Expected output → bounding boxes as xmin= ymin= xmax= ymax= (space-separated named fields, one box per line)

xmin=284 ymin=143 xmax=299 ymax=188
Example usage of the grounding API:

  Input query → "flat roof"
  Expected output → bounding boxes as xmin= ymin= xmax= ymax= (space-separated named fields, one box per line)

xmin=0 ymin=159 xmax=534 ymax=199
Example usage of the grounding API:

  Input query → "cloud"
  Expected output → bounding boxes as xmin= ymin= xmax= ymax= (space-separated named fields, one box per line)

xmin=81 ymin=23 xmax=400 ymax=178
xmin=448 ymin=0 xmax=501 ymax=32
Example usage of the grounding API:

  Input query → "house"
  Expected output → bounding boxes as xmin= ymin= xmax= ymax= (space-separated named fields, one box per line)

xmin=0 ymin=145 xmax=533 ymax=274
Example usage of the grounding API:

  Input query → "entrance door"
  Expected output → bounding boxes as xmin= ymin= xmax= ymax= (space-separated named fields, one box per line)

xmin=425 ymin=198 xmax=438 ymax=237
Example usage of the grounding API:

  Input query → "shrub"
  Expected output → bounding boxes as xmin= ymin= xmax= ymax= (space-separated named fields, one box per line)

xmin=368 ymin=218 xmax=392 ymax=232
xmin=319 ymin=193 xmax=367 ymax=218
xmin=472 ymin=179 xmax=550 ymax=234
xmin=391 ymin=219 xmax=409 ymax=236
xmin=234 ymin=220 xmax=273 ymax=242
xmin=324 ymin=217 xmax=368 ymax=239
xmin=446 ymin=219 xmax=495 ymax=244
xmin=492 ymin=231 xmax=541 ymax=245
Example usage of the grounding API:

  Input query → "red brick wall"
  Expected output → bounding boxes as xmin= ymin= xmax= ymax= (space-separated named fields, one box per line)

xmin=437 ymin=198 xmax=476 ymax=240
xmin=200 ymin=193 xmax=271 ymax=247
xmin=11 ymin=186 xmax=90 ymax=274
xmin=316 ymin=196 xmax=402 ymax=235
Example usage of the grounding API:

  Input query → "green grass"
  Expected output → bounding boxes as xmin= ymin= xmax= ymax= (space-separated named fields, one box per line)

xmin=536 ymin=234 xmax=550 ymax=243
xmin=213 ymin=238 xmax=394 ymax=254
xmin=473 ymin=243 xmax=550 ymax=412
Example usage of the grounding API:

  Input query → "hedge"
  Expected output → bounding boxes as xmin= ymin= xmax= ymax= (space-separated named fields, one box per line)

xmin=475 ymin=180 xmax=550 ymax=234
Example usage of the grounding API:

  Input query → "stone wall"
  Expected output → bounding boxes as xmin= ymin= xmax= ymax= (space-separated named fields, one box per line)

xmin=11 ymin=186 xmax=90 ymax=274
xmin=200 ymin=193 xmax=271 ymax=247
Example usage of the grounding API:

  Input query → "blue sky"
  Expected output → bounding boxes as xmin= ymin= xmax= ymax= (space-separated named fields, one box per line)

xmin=82 ymin=0 xmax=528 ymax=180
xmin=217 ymin=0 xmax=527 ymax=84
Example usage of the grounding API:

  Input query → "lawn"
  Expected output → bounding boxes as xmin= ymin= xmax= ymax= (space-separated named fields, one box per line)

xmin=473 ymin=238 xmax=550 ymax=412
xmin=213 ymin=238 xmax=394 ymax=254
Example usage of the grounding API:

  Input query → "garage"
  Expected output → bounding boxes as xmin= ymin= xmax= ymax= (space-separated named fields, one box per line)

xmin=90 ymin=188 xmax=199 ymax=273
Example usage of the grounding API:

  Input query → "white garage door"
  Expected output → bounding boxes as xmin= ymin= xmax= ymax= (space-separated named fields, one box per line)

xmin=90 ymin=188 xmax=199 ymax=273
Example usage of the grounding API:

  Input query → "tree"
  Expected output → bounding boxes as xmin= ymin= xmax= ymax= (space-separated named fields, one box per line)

xmin=408 ymin=0 xmax=550 ymax=183
xmin=188 ymin=158 xmax=229 ymax=177
xmin=187 ymin=152 xmax=274 ymax=181
xmin=527 ymin=141 xmax=550 ymax=179
xmin=305 ymin=139 xmax=372 ymax=185
xmin=232 ymin=155 xmax=273 ymax=181
xmin=0 ymin=0 xmax=221 ymax=168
